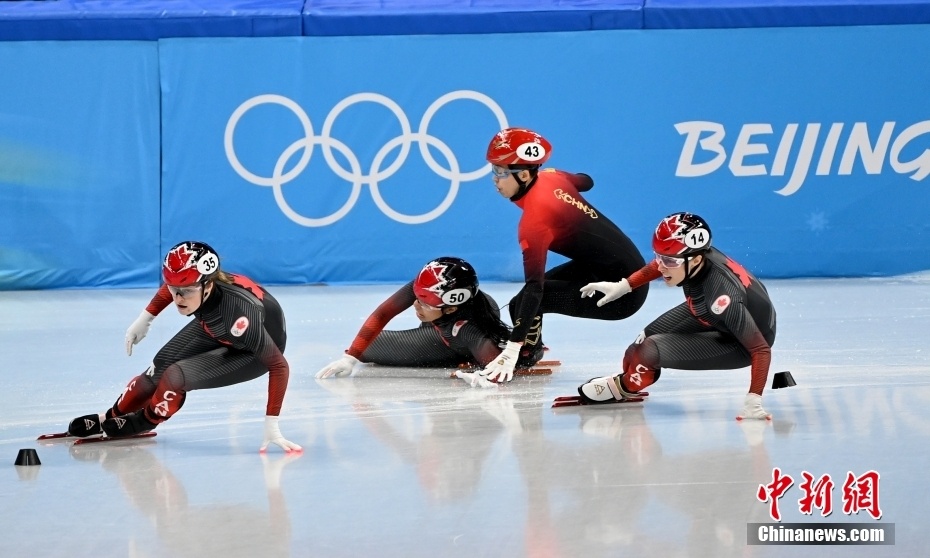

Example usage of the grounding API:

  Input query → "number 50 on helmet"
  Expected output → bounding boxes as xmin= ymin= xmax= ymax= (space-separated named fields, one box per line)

xmin=413 ymin=257 xmax=479 ymax=308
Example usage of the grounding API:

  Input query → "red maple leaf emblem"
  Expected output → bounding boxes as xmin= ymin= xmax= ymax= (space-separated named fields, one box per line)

xmin=166 ymin=245 xmax=194 ymax=272
xmin=725 ymin=258 xmax=752 ymax=288
xmin=231 ymin=274 xmax=264 ymax=299
xmin=667 ymin=215 xmax=685 ymax=238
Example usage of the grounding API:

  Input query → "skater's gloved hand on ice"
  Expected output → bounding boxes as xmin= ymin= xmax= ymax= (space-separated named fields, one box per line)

xmin=125 ymin=310 xmax=156 ymax=356
xmin=260 ymin=416 xmax=302 ymax=453
xmin=315 ymin=354 xmax=358 ymax=379
xmin=454 ymin=369 xmax=498 ymax=389
xmin=482 ymin=341 xmax=521 ymax=383
xmin=737 ymin=393 xmax=772 ymax=421
xmin=579 ymin=279 xmax=631 ymax=307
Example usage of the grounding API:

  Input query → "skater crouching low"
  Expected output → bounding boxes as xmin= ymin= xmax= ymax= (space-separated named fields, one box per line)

xmin=67 ymin=241 xmax=301 ymax=452
xmin=577 ymin=212 xmax=777 ymax=420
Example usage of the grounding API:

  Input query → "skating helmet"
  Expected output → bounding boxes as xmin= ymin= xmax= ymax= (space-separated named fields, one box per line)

xmin=162 ymin=241 xmax=221 ymax=286
xmin=485 ymin=128 xmax=552 ymax=167
xmin=652 ymin=212 xmax=712 ymax=256
xmin=413 ymin=257 xmax=478 ymax=308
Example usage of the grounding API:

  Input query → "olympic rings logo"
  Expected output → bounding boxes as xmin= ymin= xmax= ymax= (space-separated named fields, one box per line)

xmin=224 ymin=91 xmax=508 ymax=226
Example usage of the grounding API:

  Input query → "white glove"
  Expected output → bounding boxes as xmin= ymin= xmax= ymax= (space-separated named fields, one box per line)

xmin=454 ymin=369 xmax=498 ymax=389
xmin=737 ymin=393 xmax=772 ymax=421
xmin=315 ymin=354 xmax=358 ymax=379
xmin=125 ymin=310 xmax=156 ymax=356
xmin=580 ymin=279 xmax=631 ymax=307
xmin=481 ymin=341 xmax=522 ymax=383
xmin=260 ymin=416 xmax=303 ymax=453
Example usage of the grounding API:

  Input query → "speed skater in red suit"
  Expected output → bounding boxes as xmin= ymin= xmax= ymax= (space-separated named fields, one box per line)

xmin=473 ymin=127 xmax=649 ymax=386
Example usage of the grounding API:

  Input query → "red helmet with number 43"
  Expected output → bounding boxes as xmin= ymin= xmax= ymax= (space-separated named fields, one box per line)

xmin=413 ymin=257 xmax=479 ymax=308
xmin=486 ymin=128 xmax=552 ymax=167
xmin=163 ymin=241 xmax=221 ymax=287
xmin=652 ymin=213 xmax=712 ymax=256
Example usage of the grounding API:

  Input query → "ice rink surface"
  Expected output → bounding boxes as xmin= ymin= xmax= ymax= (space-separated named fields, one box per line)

xmin=2 ymin=277 xmax=928 ymax=557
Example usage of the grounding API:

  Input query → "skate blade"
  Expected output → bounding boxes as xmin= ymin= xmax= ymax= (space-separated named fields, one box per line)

xmin=535 ymin=360 xmax=561 ymax=367
xmin=552 ymin=391 xmax=648 ymax=402
xmin=73 ymin=432 xmax=157 ymax=445
xmin=37 ymin=432 xmax=107 ymax=445
xmin=552 ymin=398 xmax=583 ymax=408
xmin=551 ymin=392 xmax=649 ymax=408
xmin=37 ymin=432 xmax=74 ymax=441
xmin=37 ymin=432 xmax=108 ymax=444
xmin=515 ymin=367 xmax=552 ymax=376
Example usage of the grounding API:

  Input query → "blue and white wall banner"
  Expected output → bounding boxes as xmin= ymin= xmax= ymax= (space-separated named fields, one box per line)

xmin=0 ymin=41 xmax=161 ymax=289
xmin=159 ymin=27 xmax=930 ymax=285
xmin=617 ymin=25 xmax=930 ymax=278
xmin=159 ymin=36 xmax=520 ymax=284
xmin=0 ymin=24 xmax=927 ymax=289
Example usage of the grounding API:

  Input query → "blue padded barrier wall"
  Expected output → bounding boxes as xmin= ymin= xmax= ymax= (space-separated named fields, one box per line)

xmin=4 ymin=3 xmax=930 ymax=287
xmin=0 ymin=0 xmax=304 ymax=41
xmin=5 ymin=1 xmax=930 ymax=40
xmin=0 ymin=41 xmax=161 ymax=289
xmin=301 ymin=0 xmax=643 ymax=35
xmin=644 ymin=0 xmax=930 ymax=29
xmin=159 ymin=29 xmax=930 ymax=285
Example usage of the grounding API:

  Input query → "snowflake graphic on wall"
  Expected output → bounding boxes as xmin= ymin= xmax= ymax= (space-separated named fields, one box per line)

xmin=807 ymin=212 xmax=828 ymax=232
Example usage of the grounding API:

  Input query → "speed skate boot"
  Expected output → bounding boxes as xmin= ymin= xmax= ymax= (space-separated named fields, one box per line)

xmin=69 ymin=396 xmax=135 ymax=438
xmin=102 ymin=410 xmax=157 ymax=438
xmin=516 ymin=342 xmax=545 ymax=368
xmin=68 ymin=414 xmax=104 ymax=438
xmin=516 ymin=315 xmax=545 ymax=368
xmin=577 ymin=374 xmax=640 ymax=404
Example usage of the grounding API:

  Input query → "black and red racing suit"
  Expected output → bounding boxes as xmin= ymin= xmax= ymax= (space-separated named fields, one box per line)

xmin=508 ymin=169 xmax=648 ymax=344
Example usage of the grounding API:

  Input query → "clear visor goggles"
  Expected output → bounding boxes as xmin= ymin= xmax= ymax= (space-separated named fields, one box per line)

xmin=413 ymin=296 xmax=442 ymax=311
xmin=491 ymin=165 xmax=522 ymax=178
xmin=655 ymin=253 xmax=687 ymax=268
xmin=167 ymin=284 xmax=203 ymax=298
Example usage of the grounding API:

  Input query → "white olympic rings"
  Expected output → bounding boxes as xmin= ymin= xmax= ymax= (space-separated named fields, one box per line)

xmin=224 ymin=91 xmax=508 ymax=226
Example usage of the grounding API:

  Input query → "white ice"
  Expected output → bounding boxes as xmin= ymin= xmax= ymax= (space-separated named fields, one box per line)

xmin=2 ymin=277 xmax=928 ymax=557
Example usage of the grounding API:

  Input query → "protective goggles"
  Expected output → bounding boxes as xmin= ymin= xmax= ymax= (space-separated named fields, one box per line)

xmin=167 ymin=284 xmax=203 ymax=298
xmin=491 ymin=165 xmax=522 ymax=178
xmin=655 ymin=253 xmax=686 ymax=268
xmin=412 ymin=292 xmax=445 ymax=310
